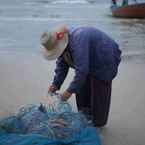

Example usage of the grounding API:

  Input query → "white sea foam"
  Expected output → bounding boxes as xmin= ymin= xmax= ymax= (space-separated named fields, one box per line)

xmin=51 ymin=0 xmax=88 ymax=4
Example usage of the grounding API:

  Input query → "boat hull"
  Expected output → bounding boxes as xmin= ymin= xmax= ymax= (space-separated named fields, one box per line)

xmin=111 ymin=3 xmax=145 ymax=18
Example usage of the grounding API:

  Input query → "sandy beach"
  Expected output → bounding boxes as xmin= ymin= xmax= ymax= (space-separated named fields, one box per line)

xmin=0 ymin=52 xmax=145 ymax=145
xmin=0 ymin=0 xmax=145 ymax=144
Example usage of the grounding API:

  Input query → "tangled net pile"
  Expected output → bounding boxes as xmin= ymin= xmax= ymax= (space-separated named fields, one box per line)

xmin=0 ymin=93 xmax=92 ymax=140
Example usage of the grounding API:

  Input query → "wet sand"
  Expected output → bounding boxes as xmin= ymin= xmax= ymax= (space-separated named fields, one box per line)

xmin=0 ymin=1 xmax=145 ymax=144
xmin=0 ymin=52 xmax=145 ymax=145
xmin=102 ymin=55 xmax=145 ymax=145
xmin=0 ymin=52 xmax=77 ymax=117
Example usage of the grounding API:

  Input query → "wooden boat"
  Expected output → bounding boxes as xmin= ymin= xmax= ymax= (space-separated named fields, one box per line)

xmin=111 ymin=3 xmax=145 ymax=18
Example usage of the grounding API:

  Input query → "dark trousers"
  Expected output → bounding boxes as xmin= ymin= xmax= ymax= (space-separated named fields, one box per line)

xmin=76 ymin=76 xmax=112 ymax=127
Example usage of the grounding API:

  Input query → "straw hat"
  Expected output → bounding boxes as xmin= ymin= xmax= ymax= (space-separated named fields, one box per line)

xmin=40 ymin=26 xmax=69 ymax=60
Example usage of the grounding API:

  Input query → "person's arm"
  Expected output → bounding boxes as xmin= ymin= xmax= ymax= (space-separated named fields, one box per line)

xmin=51 ymin=56 xmax=69 ymax=91
xmin=66 ymin=31 xmax=89 ymax=94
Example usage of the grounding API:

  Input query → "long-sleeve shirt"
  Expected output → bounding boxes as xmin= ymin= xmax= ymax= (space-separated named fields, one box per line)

xmin=52 ymin=27 xmax=121 ymax=94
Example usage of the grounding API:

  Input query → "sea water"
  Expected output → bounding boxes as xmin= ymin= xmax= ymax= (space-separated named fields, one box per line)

xmin=0 ymin=0 xmax=145 ymax=56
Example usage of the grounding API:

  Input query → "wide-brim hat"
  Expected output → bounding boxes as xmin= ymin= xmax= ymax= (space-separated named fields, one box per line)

xmin=40 ymin=27 xmax=69 ymax=60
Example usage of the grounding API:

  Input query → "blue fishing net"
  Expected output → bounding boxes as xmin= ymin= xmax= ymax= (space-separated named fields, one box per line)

xmin=0 ymin=93 xmax=101 ymax=145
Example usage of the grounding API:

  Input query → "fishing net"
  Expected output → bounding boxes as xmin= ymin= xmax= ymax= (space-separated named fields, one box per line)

xmin=0 ymin=93 xmax=101 ymax=145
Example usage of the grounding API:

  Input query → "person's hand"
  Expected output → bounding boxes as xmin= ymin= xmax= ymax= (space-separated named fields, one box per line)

xmin=48 ymin=85 xmax=58 ymax=94
xmin=61 ymin=91 xmax=72 ymax=101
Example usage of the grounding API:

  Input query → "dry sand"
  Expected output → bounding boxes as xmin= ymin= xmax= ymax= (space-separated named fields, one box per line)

xmin=0 ymin=52 xmax=145 ymax=145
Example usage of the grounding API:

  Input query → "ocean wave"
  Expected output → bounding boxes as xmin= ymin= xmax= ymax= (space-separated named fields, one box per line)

xmin=23 ymin=0 xmax=90 ymax=4
xmin=51 ymin=0 xmax=89 ymax=4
